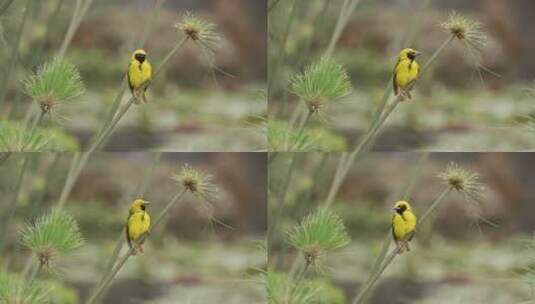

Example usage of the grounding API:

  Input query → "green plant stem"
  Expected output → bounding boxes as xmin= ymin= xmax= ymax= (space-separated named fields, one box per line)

xmin=26 ymin=261 xmax=42 ymax=284
xmin=0 ymin=154 xmax=31 ymax=253
xmin=58 ymin=0 xmax=95 ymax=58
xmin=31 ymin=0 xmax=65 ymax=66
xmin=323 ymin=152 xmax=348 ymax=208
xmin=0 ymin=0 xmax=15 ymax=16
xmin=267 ymin=154 xmax=298 ymax=243
xmin=351 ymin=187 xmax=453 ymax=304
xmin=292 ymin=110 xmax=312 ymax=151
xmin=401 ymin=153 xmax=430 ymax=200
xmin=56 ymin=153 xmax=81 ymax=210
xmin=86 ymin=189 xmax=187 ymax=304
xmin=25 ymin=110 xmax=45 ymax=138
xmin=0 ymin=0 xmax=32 ymax=108
xmin=325 ymin=0 xmax=360 ymax=57
xmin=268 ymin=0 xmax=282 ymax=12
xmin=268 ymin=0 xmax=298 ymax=95
xmin=293 ymin=261 xmax=310 ymax=287
xmin=0 ymin=153 xmax=11 ymax=165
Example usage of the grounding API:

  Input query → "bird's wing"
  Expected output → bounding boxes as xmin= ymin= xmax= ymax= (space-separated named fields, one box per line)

xmin=127 ymin=61 xmax=134 ymax=92
xmin=393 ymin=59 xmax=400 ymax=95
xmin=126 ymin=217 xmax=132 ymax=249
xmin=391 ymin=214 xmax=397 ymax=241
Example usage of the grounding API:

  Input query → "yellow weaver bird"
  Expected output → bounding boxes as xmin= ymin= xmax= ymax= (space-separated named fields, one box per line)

xmin=126 ymin=199 xmax=151 ymax=255
xmin=392 ymin=200 xmax=417 ymax=253
xmin=393 ymin=48 xmax=422 ymax=100
xmin=127 ymin=49 xmax=152 ymax=104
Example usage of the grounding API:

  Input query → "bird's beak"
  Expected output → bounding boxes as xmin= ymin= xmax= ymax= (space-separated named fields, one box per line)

xmin=143 ymin=201 xmax=152 ymax=206
xmin=392 ymin=207 xmax=400 ymax=212
xmin=414 ymin=51 xmax=422 ymax=57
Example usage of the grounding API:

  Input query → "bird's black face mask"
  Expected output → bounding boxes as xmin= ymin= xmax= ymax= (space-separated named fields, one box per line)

xmin=135 ymin=53 xmax=146 ymax=63
xmin=394 ymin=204 xmax=407 ymax=214
xmin=407 ymin=52 xmax=416 ymax=61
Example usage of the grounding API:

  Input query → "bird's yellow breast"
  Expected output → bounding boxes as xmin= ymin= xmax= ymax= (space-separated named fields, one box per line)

xmin=392 ymin=211 xmax=417 ymax=241
xmin=127 ymin=211 xmax=151 ymax=241
xmin=394 ymin=59 xmax=420 ymax=89
xmin=128 ymin=60 xmax=152 ymax=90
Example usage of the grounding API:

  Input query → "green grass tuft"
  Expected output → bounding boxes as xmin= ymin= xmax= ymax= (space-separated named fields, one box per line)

xmin=20 ymin=209 xmax=84 ymax=267
xmin=0 ymin=272 xmax=51 ymax=303
xmin=288 ymin=208 xmax=350 ymax=265
xmin=22 ymin=57 xmax=84 ymax=113
xmin=290 ymin=57 xmax=352 ymax=115
xmin=0 ymin=121 xmax=54 ymax=152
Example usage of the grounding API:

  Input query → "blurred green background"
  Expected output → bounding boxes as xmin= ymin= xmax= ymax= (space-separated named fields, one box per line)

xmin=0 ymin=0 xmax=266 ymax=151
xmin=269 ymin=0 xmax=535 ymax=151
xmin=269 ymin=152 xmax=535 ymax=303
xmin=0 ymin=152 xmax=266 ymax=303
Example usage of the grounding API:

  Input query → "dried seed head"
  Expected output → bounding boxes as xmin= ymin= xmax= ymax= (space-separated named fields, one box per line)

xmin=438 ymin=162 xmax=485 ymax=202
xmin=441 ymin=11 xmax=487 ymax=47
xmin=172 ymin=164 xmax=218 ymax=202
xmin=174 ymin=12 xmax=221 ymax=50
xmin=303 ymin=245 xmax=322 ymax=266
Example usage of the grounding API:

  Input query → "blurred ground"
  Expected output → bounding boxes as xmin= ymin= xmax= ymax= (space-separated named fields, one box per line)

xmin=0 ymin=152 xmax=266 ymax=303
xmin=269 ymin=152 xmax=535 ymax=303
xmin=269 ymin=0 xmax=535 ymax=151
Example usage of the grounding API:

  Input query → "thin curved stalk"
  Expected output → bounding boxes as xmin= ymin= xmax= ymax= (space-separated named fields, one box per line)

xmin=292 ymin=110 xmax=312 ymax=151
xmin=268 ymin=0 xmax=298 ymax=94
xmin=0 ymin=0 xmax=32 ymax=107
xmin=58 ymin=0 xmax=95 ymax=58
xmin=325 ymin=0 xmax=360 ymax=58
xmin=86 ymin=189 xmax=187 ymax=304
xmin=56 ymin=153 xmax=81 ymax=209
xmin=323 ymin=152 xmax=348 ymax=208
xmin=0 ymin=153 xmax=11 ymax=165
xmin=0 ymin=154 xmax=31 ymax=253
xmin=0 ymin=0 xmax=15 ymax=16
xmin=268 ymin=0 xmax=282 ymax=12
xmin=267 ymin=154 xmax=298 ymax=243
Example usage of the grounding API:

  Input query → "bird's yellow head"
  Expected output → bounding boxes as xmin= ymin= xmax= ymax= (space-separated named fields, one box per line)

xmin=393 ymin=200 xmax=412 ymax=214
xmin=399 ymin=48 xmax=422 ymax=61
xmin=129 ymin=199 xmax=151 ymax=213
xmin=132 ymin=49 xmax=147 ymax=63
